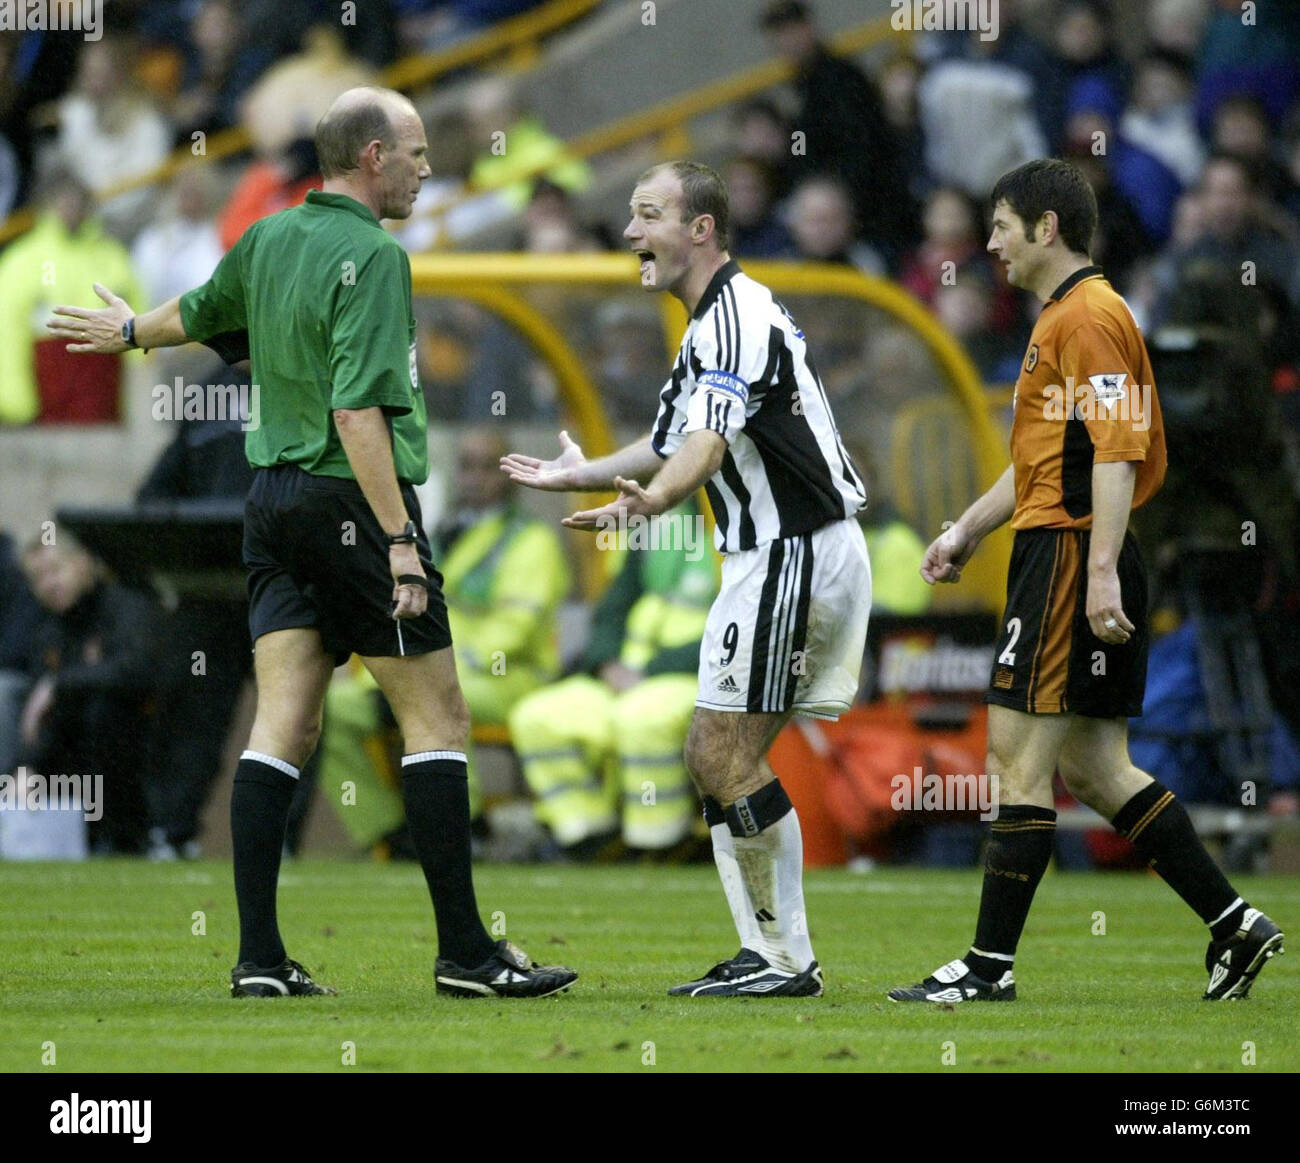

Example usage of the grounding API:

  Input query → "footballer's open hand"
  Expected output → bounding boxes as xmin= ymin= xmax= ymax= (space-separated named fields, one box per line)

xmin=46 ymin=284 xmax=135 ymax=354
xmin=563 ymin=476 xmax=660 ymax=530
xmin=501 ymin=429 xmax=586 ymax=491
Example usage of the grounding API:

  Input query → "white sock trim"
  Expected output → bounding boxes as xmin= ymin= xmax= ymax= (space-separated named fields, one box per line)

xmin=969 ymin=947 xmax=1015 ymax=962
xmin=401 ymin=750 xmax=468 ymax=766
xmin=1209 ymin=897 xmax=1245 ymax=928
xmin=240 ymin=750 xmax=300 ymax=780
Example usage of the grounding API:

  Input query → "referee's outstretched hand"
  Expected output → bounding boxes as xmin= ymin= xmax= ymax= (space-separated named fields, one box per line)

xmin=47 ymin=284 xmax=134 ymax=354
xmin=921 ymin=522 xmax=975 ymax=585
xmin=500 ymin=430 xmax=586 ymax=491
xmin=389 ymin=543 xmax=428 ymax=619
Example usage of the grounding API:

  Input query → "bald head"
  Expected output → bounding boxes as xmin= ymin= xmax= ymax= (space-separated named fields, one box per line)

xmin=315 ymin=87 xmax=417 ymax=179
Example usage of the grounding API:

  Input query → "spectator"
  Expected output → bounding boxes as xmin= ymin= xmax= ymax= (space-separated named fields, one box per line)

xmin=899 ymin=186 xmax=1017 ymax=332
xmin=1196 ymin=0 xmax=1300 ymax=129
xmin=1145 ymin=0 xmax=1209 ymax=59
xmin=392 ymin=109 xmax=514 ymax=252
xmin=723 ymin=155 xmax=795 ymax=259
xmin=1211 ymin=95 xmax=1288 ymax=201
xmin=918 ymin=31 xmax=1047 ymax=199
xmin=878 ymin=52 xmax=930 ymax=207
xmin=1038 ymin=0 xmax=1130 ymax=152
xmin=1120 ymin=49 xmax=1205 ymax=189
xmin=1064 ymin=143 xmax=1157 ymax=291
xmin=55 ymin=37 xmax=172 ymax=239
xmin=19 ymin=539 xmax=157 ymax=855
xmin=518 ymin=178 xmax=610 ymax=253
xmin=319 ymin=427 xmax=571 ymax=853
xmin=510 ymin=501 xmax=718 ymax=859
xmin=1166 ymin=154 xmax=1300 ymax=314
xmin=1064 ymin=77 xmax=1183 ymax=244
xmin=168 ymin=0 xmax=247 ymax=144
xmin=0 ymin=168 xmax=143 ymax=425
xmin=467 ymin=78 xmax=591 ymax=212
xmin=760 ymin=0 xmax=915 ymax=259
xmin=0 ymin=31 xmax=80 ymax=206
xmin=216 ymin=137 xmax=320 ymax=251
xmin=787 ymin=176 xmax=884 ymax=275
xmin=239 ymin=23 xmax=375 ymax=161
xmin=933 ymin=265 xmax=1022 ymax=383
xmin=729 ymin=97 xmax=796 ymax=201
xmin=588 ymin=302 xmax=670 ymax=429
xmin=131 ymin=165 xmax=224 ymax=307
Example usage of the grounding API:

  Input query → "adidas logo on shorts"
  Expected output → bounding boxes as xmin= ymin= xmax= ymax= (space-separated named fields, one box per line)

xmin=716 ymin=675 xmax=740 ymax=693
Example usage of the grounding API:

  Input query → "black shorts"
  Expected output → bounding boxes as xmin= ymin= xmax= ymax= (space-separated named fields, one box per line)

xmin=243 ymin=464 xmax=451 ymax=664
xmin=985 ymin=526 xmax=1149 ymax=718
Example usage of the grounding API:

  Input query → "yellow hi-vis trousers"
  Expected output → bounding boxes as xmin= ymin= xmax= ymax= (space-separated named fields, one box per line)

xmin=508 ymin=674 xmax=699 ymax=849
xmin=319 ymin=661 xmax=545 ymax=847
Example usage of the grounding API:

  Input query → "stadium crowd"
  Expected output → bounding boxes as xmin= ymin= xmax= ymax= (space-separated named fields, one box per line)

xmin=0 ymin=0 xmax=1297 ymax=863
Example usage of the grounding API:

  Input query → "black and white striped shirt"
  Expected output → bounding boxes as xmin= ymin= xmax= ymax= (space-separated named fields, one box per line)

xmin=651 ymin=260 xmax=867 ymax=553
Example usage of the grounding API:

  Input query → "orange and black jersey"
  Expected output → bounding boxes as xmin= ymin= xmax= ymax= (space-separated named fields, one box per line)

xmin=1009 ymin=266 xmax=1167 ymax=530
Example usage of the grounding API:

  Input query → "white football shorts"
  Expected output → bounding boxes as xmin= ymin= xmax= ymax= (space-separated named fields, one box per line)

xmin=696 ymin=518 xmax=871 ymax=720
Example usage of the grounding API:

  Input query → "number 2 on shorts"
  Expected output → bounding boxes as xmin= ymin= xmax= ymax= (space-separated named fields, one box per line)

xmin=998 ymin=617 xmax=1022 ymax=666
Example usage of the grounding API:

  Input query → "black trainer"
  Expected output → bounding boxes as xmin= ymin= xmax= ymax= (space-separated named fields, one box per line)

xmin=668 ymin=948 xmax=766 ymax=995
xmin=888 ymin=958 xmax=1016 ymax=1003
xmin=669 ymin=950 xmax=823 ymax=997
xmin=435 ymin=939 xmax=577 ymax=999
xmin=230 ymin=958 xmax=337 ymax=997
xmin=1204 ymin=908 xmax=1284 ymax=1000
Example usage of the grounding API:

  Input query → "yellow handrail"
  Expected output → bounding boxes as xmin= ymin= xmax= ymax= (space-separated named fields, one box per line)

xmin=383 ymin=0 xmax=601 ymax=91
xmin=408 ymin=253 xmax=1009 ymax=610
xmin=0 ymin=0 xmax=601 ymax=247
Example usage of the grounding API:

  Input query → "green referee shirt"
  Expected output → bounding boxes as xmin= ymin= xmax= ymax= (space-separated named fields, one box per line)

xmin=179 ymin=190 xmax=429 ymax=483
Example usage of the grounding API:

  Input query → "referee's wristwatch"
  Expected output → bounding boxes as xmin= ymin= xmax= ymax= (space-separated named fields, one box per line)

xmin=121 ymin=317 xmax=139 ymax=349
xmin=384 ymin=521 xmax=419 ymax=548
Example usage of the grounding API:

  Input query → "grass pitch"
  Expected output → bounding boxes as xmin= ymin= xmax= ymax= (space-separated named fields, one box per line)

xmin=2 ymin=861 xmax=1296 ymax=1073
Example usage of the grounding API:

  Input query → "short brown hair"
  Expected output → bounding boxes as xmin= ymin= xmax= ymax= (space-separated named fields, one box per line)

xmin=638 ymin=160 xmax=730 ymax=250
xmin=990 ymin=158 xmax=1098 ymax=256
xmin=315 ymin=97 xmax=397 ymax=179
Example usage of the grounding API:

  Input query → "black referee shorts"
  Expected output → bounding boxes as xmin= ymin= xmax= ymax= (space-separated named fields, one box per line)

xmin=243 ymin=464 xmax=451 ymax=664
xmin=985 ymin=526 xmax=1149 ymax=719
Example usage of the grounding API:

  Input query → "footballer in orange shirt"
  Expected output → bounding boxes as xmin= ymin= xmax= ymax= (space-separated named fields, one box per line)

xmin=888 ymin=159 xmax=1281 ymax=1007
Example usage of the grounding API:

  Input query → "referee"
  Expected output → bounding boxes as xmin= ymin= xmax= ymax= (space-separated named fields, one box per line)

xmin=48 ymin=87 xmax=576 ymax=1000
xmin=889 ymin=158 xmax=1281 ymax=1004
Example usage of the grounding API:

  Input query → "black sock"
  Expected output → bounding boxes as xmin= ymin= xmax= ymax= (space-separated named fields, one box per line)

xmin=401 ymin=751 xmax=495 ymax=967
xmin=966 ymin=804 xmax=1057 ymax=980
xmin=1112 ymin=781 xmax=1245 ymax=938
xmin=231 ymin=752 xmax=297 ymax=967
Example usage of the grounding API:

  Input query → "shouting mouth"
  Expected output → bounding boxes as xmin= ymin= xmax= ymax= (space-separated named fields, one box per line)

xmin=634 ymin=249 xmax=656 ymax=285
